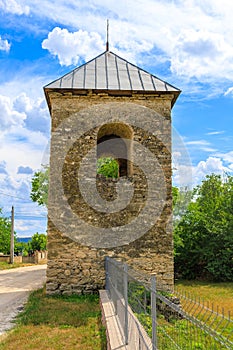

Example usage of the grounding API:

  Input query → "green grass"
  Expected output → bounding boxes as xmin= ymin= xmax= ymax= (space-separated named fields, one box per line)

xmin=0 ymin=262 xmax=33 ymax=270
xmin=0 ymin=287 xmax=106 ymax=350
xmin=1 ymin=280 xmax=232 ymax=349
xmin=131 ymin=281 xmax=233 ymax=350
xmin=175 ymin=280 xmax=233 ymax=313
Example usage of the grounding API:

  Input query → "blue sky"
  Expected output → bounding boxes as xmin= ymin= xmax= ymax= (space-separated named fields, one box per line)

xmin=0 ymin=0 xmax=232 ymax=237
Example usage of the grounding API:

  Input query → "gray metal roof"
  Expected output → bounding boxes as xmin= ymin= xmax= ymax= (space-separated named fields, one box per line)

xmin=44 ymin=51 xmax=181 ymax=106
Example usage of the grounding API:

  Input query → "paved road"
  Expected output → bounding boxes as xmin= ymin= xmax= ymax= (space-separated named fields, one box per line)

xmin=0 ymin=264 xmax=47 ymax=335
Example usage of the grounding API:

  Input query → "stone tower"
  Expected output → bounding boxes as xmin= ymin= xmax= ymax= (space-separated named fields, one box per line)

xmin=44 ymin=50 xmax=181 ymax=295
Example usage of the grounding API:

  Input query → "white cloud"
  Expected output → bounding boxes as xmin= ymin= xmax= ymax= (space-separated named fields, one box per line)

xmin=170 ymin=29 xmax=233 ymax=80
xmin=201 ymin=147 xmax=217 ymax=153
xmin=0 ymin=95 xmax=26 ymax=131
xmin=173 ymin=164 xmax=193 ymax=189
xmin=214 ymin=151 xmax=233 ymax=164
xmin=42 ymin=27 xmax=105 ymax=66
xmin=173 ymin=155 xmax=232 ymax=188
xmin=0 ymin=0 xmax=30 ymax=15
xmin=206 ymin=130 xmax=224 ymax=135
xmin=0 ymin=161 xmax=8 ymax=174
xmin=0 ymin=92 xmax=50 ymax=135
xmin=0 ymin=88 xmax=49 ymax=236
xmin=29 ymin=0 xmax=233 ymax=83
xmin=185 ymin=140 xmax=210 ymax=146
xmin=0 ymin=36 xmax=10 ymax=52
xmin=184 ymin=139 xmax=218 ymax=153
xmin=0 ymin=93 xmax=49 ymax=177
xmin=14 ymin=93 xmax=50 ymax=135
xmin=0 ymin=127 xmax=48 ymax=175
xmin=191 ymin=156 xmax=232 ymax=185
xmin=0 ymin=0 xmax=232 ymax=85
xmin=195 ymin=157 xmax=228 ymax=175
xmin=0 ymin=172 xmax=47 ymax=236
xmin=17 ymin=166 xmax=33 ymax=174
xmin=224 ymin=87 xmax=233 ymax=96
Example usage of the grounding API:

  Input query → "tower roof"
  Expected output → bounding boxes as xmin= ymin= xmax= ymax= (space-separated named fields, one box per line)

xmin=44 ymin=50 xmax=181 ymax=108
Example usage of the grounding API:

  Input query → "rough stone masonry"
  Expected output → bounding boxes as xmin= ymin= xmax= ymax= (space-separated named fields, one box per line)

xmin=44 ymin=51 xmax=181 ymax=295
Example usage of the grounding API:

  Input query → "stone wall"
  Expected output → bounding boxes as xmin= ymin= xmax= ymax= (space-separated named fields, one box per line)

xmin=22 ymin=251 xmax=48 ymax=264
xmin=0 ymin=252 xmax=47 ymax=264
xmin=46 ymin=92 xmax=174 ymax=295
xmin=0 ymin=255 xmax=10 ymax=263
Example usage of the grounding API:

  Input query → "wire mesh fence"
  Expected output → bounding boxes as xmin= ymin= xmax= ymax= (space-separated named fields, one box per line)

xmin=105 ymin=257 xmax=233 ymax=350
xmin=105 ymin=257 xmax=153 ymax=349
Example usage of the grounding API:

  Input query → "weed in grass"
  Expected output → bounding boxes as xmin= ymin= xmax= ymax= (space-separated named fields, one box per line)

xmin=0 ymin=287 xmax=106 ymax=350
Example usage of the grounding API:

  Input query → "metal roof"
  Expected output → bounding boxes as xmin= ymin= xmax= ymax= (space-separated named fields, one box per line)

xmin=44 ymin=50 xmax=181 ymax=107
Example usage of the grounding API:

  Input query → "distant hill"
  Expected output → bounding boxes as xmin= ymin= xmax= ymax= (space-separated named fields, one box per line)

xmin=17 ymin=237 xmax=32 ymax=243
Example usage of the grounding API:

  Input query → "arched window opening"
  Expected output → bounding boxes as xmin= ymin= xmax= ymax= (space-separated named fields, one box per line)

xmin=97 ymin=123 xmax=133 ymax=177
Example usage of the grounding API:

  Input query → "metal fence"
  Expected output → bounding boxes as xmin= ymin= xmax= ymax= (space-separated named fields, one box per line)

xmin=105 ymin=257 xmax=233 ymax=350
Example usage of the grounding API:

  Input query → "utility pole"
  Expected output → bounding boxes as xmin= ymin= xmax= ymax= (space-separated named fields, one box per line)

xmin=10 ymin=205 xmax=14 ymax=264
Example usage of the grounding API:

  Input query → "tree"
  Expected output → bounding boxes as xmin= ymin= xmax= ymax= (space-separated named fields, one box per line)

xmin=30 ymin=165 xmax=49 ymax=206
xmin=30 ymin=232 xmax=47 ymax=251
xmin=97 ymin=157 xmax=119 ymax=178
xmin=30 ymin=158 xmax=120 ymax=207
xmin=15 ymin=241 xmax=30 ymax=256
xmin=174 ymin=174 xmax=233 ymax=281
xmin=0 ymin=208 xmax=16 ymax=254
xmin=172 ymin=186 xmax=179 ymax=208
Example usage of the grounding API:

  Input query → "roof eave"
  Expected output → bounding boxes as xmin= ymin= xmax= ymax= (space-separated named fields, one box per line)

xmin=44 ymin=87 xmax=181 ymax=115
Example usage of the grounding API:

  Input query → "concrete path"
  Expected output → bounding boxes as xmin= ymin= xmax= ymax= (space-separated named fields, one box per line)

xmin=100 ymin=290 xmax=152 ymax=349
xmin=0 ymin=264 xmax=47 ymax=335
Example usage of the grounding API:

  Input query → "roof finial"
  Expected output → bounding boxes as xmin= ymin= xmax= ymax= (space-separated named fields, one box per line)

xmin=106 ymin=19 xmax=109 ymax=51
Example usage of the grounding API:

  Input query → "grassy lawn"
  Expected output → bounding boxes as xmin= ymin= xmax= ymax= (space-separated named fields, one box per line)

xmin=0 ymin=280 xmax=232 ymax=349
xmin=0 ymin=287 xmax=106 ymax=350
xmin=0 ymin=262 xmax=34 ymax=270
xmin=175 ymin=280 xmax=233 ymax=313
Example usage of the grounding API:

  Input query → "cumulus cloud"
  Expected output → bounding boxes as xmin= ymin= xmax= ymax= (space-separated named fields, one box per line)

xmin=195 ymin=156 xmax=228 ymax=176
xmin=17 ymin=166 xmax=33 ymax=174
xmin=0 ymin=93 xmax=50 ymax=135
xmin=170 ymin=29 xmax=233 ymax=79
xmin=173 ymin=156 xmax=232 ymax=188
xmin=13 ymin=93 xmax=50 ymax=135
xmin=0 ymin=161 xmax=8 ymax=174
xmin=0 ymin=0 xmax=30 ymax=15
xmin=0 ymin=36 xmax=11 ymax=52
xmin=0 ymin=95 xmax=26 ymax=130
xmin=29 ymin=0 xmax=233 ymax=83
xmin=42 ymin=27 xmax=105 ymax=66
xmin=214 ymin=151 xmax=233 ymax=164
xmin=0 ymin=92 xmax=49 ymax=177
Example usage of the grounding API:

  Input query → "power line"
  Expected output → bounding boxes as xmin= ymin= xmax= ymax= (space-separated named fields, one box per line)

xmin=15 ymin=213 xmax=47 ymax=216
xmin=0 ymin=191 xmax=32 ymax=202
xmin=14 ymin=216 xmax=47 ymax=221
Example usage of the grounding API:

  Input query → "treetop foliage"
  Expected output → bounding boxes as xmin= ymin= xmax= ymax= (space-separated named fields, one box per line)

xmin=30 ymin=165 xmax=49 ymax=206
xmin=0 ymin=208 xmax=14 ymax=254
xmin=174 ymin=174 xmax=233 ymax=282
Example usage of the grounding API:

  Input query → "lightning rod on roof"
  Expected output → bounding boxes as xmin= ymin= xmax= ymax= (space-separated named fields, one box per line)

xmin=106 ymin=19 xmax=109 ymax=51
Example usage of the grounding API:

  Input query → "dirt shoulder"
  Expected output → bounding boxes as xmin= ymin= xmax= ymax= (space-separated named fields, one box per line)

xmin=0 ymin=264 xmax=47 ymax=336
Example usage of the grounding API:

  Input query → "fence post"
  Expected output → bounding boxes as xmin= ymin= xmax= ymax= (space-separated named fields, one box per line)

xmin=151 ymin=274 xmax=157 ymax=350
xmin=123 ymin=263 xmax=129 ymax=345
xmin=105 ymin=257 xmax=109 ymax=291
